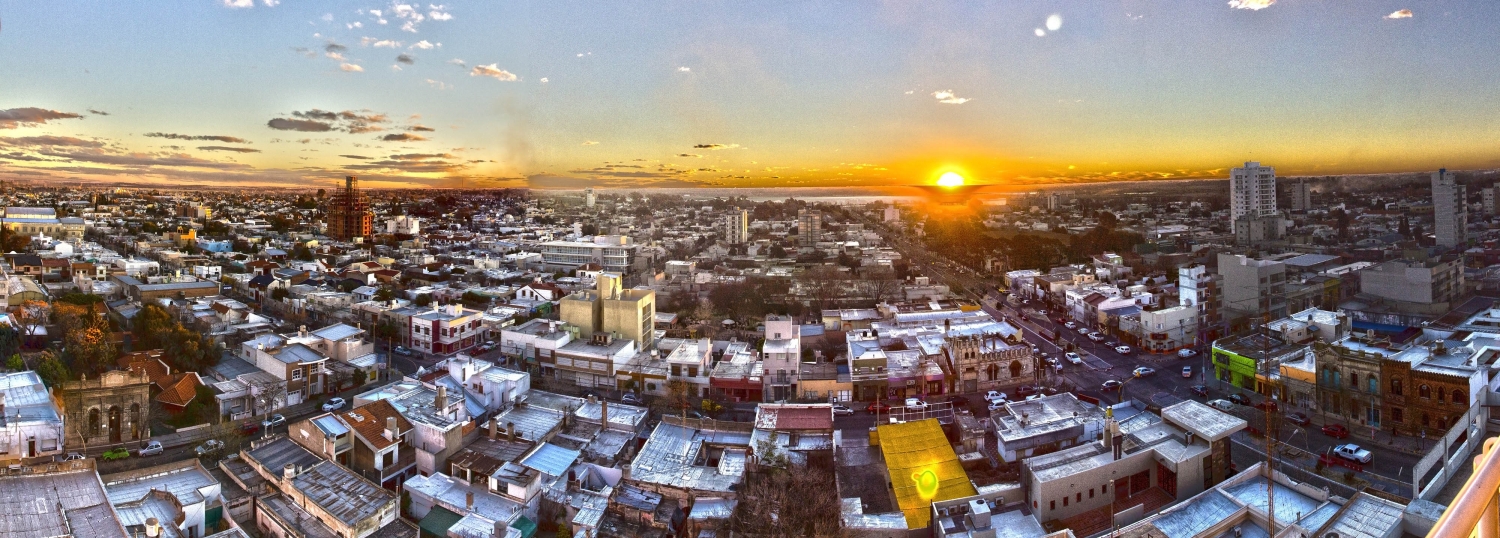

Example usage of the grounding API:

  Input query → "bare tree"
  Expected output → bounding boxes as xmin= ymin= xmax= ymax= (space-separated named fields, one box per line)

xmin=248 ymin=377 xmax=287 ymax=422
xmin=861 ymin=266 xmax=901 ymax=305
xmin=799 ymin=265 xmax=846 ymax=313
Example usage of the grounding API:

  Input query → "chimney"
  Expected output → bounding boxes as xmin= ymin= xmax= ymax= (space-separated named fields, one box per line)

xmin=488 ymin=417 xmax=498 ymax=439
xmin=506 ymin=421 xmax=516 ymax=443
xmin=435 ymin=385 xmax=448 ymax=409
xmin=465 ymin=491 xmax=474 ymax=511
xmin=385 ymin=416 xmax=397 ymax=441
xmin=144 ymin=518 xmax=161 ymax=538
xmin=621 ymin=463 xmax=631 ymax=482
xmin=283 ymin=463 xmax=297 ymax=481
xmin=601 ymin=400 xmax=609 ymax=429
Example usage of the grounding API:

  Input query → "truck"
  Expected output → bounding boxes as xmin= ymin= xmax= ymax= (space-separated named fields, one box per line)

xmin=1332 ymin=444 xmax=1372 ymax=464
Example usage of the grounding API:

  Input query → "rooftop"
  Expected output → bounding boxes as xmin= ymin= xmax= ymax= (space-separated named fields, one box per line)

xmin=1159 ymin=400 xmax=1247 ymax=442
xmin=291 ymin=461 xmax=397 ymax=526
xmin=876 ymin=418 xmax=976 ymax=529
xmin=0 ymin=463 xmax=128 ymax=538
xmin=628 ymin=417 xmax=753 ymax=495
xmin=102 ymin=459 xmax=218 ymax=508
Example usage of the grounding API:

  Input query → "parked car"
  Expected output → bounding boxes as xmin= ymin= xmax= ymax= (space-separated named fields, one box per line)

xmin=138 ymin=440 xmax=164 ymax=456
xmin=102 ymin=448 xmax=130 ymax=461
xmin=1286 ymin=412 xmax=1311 ymax=426
xmin=985 ymin=390 xmax=1007 ymax=403
xmin=1116 ymin=345 xmax=1133 ymax=355
xmin=905 ymin=398 xmax=928 ymax=411
xmin=322 ymin=397 xmax=347 ymax=412
xmin=1190 ymin=385 xmax=1209 ymax=397
xmin=1016 ymin=385 xmax=1039 ymax=398
xmin=1178 ymin=349 xmax=1198 ymax=358
xmin=1227 ymin=393 xmax=1251 ymax=406
xmin=948 ymin=395 xmax=970 ymax=407
xmin=987 ymin=400 xmax=1006 ymax=412
xmin=1065 ymin=352 xmax=1083 ymax=365
xmin=621 ymin=393 xmax=644 ymax=405
xmin=867 ymin=401 xmax=893 ymax=414
xmin=1087 ymin=333 xmax=1105 ymax=342
xmin=1101 ymin=380 xmax=1122 ymax=391
xmin=832 ymin=404 xmax=855 ymax=416
xmin=194 ymin=440 xmax=224 ymax=456
xmin=62 ymin=452 xmax=86 ymax=462
xmin=1063 ymin=321 xmax=1078 ymax=329
xmin=1208 ymin=399 xmax=1235 ymax=411
xmin=1321 ymin=424 xmax=1350 ymax=439
xmin=1333 ymin=443 xmax=1372 ymax=464
xmin=1132 ymin=367 xmax=1156 ymax=378
xmin=262 ymin=414 xmax=286 ymax=428
xmin=1077 ymin=327 xmax=1090 ymax=335
xmin=239 ymin=422 xmax=260 ymax=436
xmin=393 ymin=346 xmax=414 ymax=356
xmin=1253 ymin=399 xmax=1279 ymax=412
xmin=1181 ymin=366 xmax=1192 ymax=378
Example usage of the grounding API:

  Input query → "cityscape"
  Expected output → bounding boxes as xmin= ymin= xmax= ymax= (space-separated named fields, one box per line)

xmin=5 ymin=2 xmax=1500 ymax=538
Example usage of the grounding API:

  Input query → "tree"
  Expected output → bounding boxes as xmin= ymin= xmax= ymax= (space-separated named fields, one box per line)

xmin=374 ymin=287 xmax=397 ymax=302
xmin=249 ymin=376 xmax=287 ymax=420
xmin=862 ymin=266 xmax=902 ymax=305
xmin=6 ymin=353 xmax=23 ymax=371
xmin=1096 ymin=210 xmax=1119 ymax=231
xmin=0 ymin=324 xmax=20 ymax=361
xmin=64 ymin=324 xmax=116 ymax=375
xmin=1332 ymin=208 xmax=1351 ymax=240
xmin=14 ymin=300 xmax=51 ymax=342
xmin=799 ymin=265 xmax=846 ymax=312
xmin=352 ymin=368 xmax=368 ymax=387
xmin=271 ymin=288 xmax=289 ymax=302
xmin=414 ymin=294 xmax=432 ymax=307
xmin=35 ymin=352 xmax=70 ymax=388
xmin=769 ymin=245 xmax=786 ymax=259
xmin=131 ymin=304 xmax=175 ymax=350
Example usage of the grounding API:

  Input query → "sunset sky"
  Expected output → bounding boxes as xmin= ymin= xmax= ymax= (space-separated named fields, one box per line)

xmin=2 ymin=1 xmax=1498 ymax=190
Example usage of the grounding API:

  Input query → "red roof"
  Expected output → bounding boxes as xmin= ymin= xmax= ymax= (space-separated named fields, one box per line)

xmin=156 ymin=373 xmax=202 ymax=408
xmin=771 ymin=407 xmax=834 ymax=431
xmin=340 ymin=399 xmax=413 ymax=451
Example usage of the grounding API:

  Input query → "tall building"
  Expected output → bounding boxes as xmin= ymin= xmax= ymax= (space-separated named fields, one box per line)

xmin=1432 ymin=168 xmax=1467 ymax=248
xmin=559 ymin=272 xmax=656 ymax=349
xmin=1229 ymin=161 xmax=1277 ymax=234
xmin=583 ymin=187 xmax=596 ymax=208
xmin=1216 ymin=253 xmax=1287 ymax=320
xmin=797 ymin=208 xmax=821 ymax=247
xmin=723 ymin=209 xmax=748 ymax=244
xmin=327 ymin=176 xmax=373 ymax=241
xmin=1289 ymin=179 xmax=1311 ymax=212
xmin=1483 ymin=186 xmax=1497 ymax=215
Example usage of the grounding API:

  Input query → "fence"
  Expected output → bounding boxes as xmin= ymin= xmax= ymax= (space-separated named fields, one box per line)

xmin=1413 ymin=404 xmax=1488 ymax=501
xmin=1231 ymin=438 xmax=1362 ymax=500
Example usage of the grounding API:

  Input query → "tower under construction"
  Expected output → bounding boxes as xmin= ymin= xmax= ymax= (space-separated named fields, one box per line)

xmin=327 ymin=175 xmax=373 ymax=241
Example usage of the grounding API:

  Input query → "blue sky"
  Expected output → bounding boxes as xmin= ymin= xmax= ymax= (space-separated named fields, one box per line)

xmin=1 ymin=1 xmax=1498 ymax=189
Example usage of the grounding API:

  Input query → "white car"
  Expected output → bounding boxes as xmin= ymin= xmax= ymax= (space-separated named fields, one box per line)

xmin=321 ymin=398 xmax=347 ymax=412
xmin=1115 ymin=345 xmax=1132 ymax=355
xmin=1087 ymin=332 xmax=1105 ymax=342
xmin=832 ymin=404 xmax=855 ymax=416
xmin=1063 ymin=321 xmax=1078 ymax=329
xmin=905 ymin=398 xmax=928 ymax=410
xmin=985 ymin=390 xmax=1007 ymax=403
xmin=1178 ymin=349 xmax=1198 ymax=358
xmin=1181 ymin=366 xmax=1192 ymax=378
xmin=262 ymin=414 xmax=286 ymax=428
xmin=1208 ymin=399 xmax=1235 ymax=411
xmin=1333 ymin=444 xmax=1373 ymax=464
xmin=987 ymin=400 xmax=1006 ymax=412
xmin=1133 ymin=367 xmax=1156 ymax=378
xmin=1065 ymin=352 xmax=1083 ymax=365
xmin=62 ymin=452 xmax=86 ymax=462
xmin=138 ymin=440 xmax=164 ymax=456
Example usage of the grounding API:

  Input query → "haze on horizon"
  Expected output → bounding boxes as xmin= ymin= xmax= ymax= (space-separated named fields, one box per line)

xmin=1 ymin=1 xmax=1497 ymax=191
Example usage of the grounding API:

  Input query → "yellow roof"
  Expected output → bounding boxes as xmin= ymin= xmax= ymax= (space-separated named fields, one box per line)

xmin=877 ymin=418 xmax=976 ymax=529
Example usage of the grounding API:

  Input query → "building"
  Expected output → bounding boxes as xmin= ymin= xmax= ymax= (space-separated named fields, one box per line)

xmin=0 ymin=459 xmax=130 ymax=538
xmin=943 ymin=333 xmax=1032 ymax=394
xmin=101 ymin=459 xmax=225 ymax=538
xmin=242 ymin=436 xmax=401 ymax=538
xmin=1228 ymin=161 xmax=1276 ymax=234
xmin=761 ymin=315 xmax=801 ymax=401
xmin=1233 ymin=213 xmax=1285 ymax=246
xmin=1 ymin=207 xmax=86 ymax=239
xmin=722 ymin=209 xmax=748 ymax=244
xmin=242 ymin=332 xmax=329 ymax=407
xmin=1485 ymin=185 xmax=1498 ymax=216
xmin=327 ymin=176 xmax=374 ymax=241
xmin=1289 ymin=178 xmax=1311 ymax=212
xmin=336 ymin=399 xmax=418 ymax=490
xmin=0 ymin=370 xmax=67 ymax=463
xmin=1138 ymin=305 xmax=1197 ymax=353
xmin=1358 ymin=256 xmax=1464 ymax=311
xmin=410 ymin=304 xmax=484 ymax=356
xmin=797 ymin=208 xmax=821 ymax=247
xmin=55 ymin=369 xmax=152 ymax=450
xmin=991 ymin=393 xmax=1105 ymax=463
xmin=626 ymin=416 xmax=751 ymax=501
xmin=584 ymin=187 xmax=596 ymax=208
xmin=385 ymin=215 xmax=420 ymax=235
xmin=1432 ymin=168 xmax=1466 ymax=248
xmin=877 ymin=418 xmax=977 ymax=530
xmin=113 ymin=274 xmax=218 ymax=302
xmin=558 ymin=272 xmax=656 ymax=350
xmin=1216 ymin=253 xmax=1287 ymax=321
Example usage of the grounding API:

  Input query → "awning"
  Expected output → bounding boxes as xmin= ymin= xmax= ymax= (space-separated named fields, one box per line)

xmin=509 ymin=515 xmax=538 ymax=538
xmin=418 ymin=506 xmax=463 ymax=538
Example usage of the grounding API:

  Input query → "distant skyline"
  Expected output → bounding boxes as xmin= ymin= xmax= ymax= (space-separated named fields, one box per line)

xmin=3 ymin=1 xmax=1499 ymax=190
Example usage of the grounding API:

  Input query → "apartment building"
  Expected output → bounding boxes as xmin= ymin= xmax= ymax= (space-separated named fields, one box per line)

xmin=410 ymin=303 xmax=484 ymax=356
xmin=761 ymin=315 xmax=801 ymax=402
xmin=1216 ymin=253 xmax=1287 ymax=321
xmin=559 ymin=272 xmax=656 ymax=350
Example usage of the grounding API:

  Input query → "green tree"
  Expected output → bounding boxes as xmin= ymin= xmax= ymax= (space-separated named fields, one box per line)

xmin=132 ymin=304 xmax=175 ymax=350
xmin=6 ymin=353 xmax=23 ymax=371
xmin=375 ymin=287 xmax=397 ymax=301
xmin=352 ymin=368 xmax=368 ymax=387
xmin=35 ymin=353 xmax=71 ymax=388
xmin=271 ymin=288 xmax=289 ymax=302
xmin=414 ymin=294 xmax=432 ymax=307
xmin=769 ymin=245 xmax=787 ymax=259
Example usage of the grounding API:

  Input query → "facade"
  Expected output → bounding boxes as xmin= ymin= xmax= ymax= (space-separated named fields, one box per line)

xmin=0 ymin=370 xmax=67 ymax=462
xmin=1312 ymin=338 xmax=1391 ymax=428
xmin=584 ymin=187 xmax=596 ymax=208
xmin=722 ymin=209 xmax=748 ymax=244
xmin=760 ymin=315 xmax=801 ymax=401
xmin=538 ymin=236 xmax=641 ymax=277
xmin=55 ymin=369 xmax=152 ymax=450
xmin=944 ymin=333 xmax=1032 ymax=394
xmin=558 ymin=272 xmax=655 ymax=350
xmin=1432 ymin=168 xmax=1466 ymax=248
xmin=338 ymin=399 xmax=418 ymax=490
xmin=410 ymin=304 xmax=484 ymax=356
xmin=1486 ymin=185 xmax=1498 ymax=216
xmin=242 ymin=333 xmax=329 ymax=406
xmin=1289 ymin=178 xmax=1311 ymax=211
xmin=1382 ymin=341 xmax=1481 ymax=437
xmin=1 ymin=207 xmax=86 ymax=239
xmin=797 ymin=208 xmax=821 ymax=247
xmin=1358 ymin=256 xmax=1464 ymax=308
xmin=385 ymin=215 xmax=419 ymax=235
xmin=327 ymin=176 xmax=374 ymax=241
xmin=1138 ymin=305 xmax=1197 ymax=353
xmin=991 ymin=393 xmax=1104 ymax=463
xmin=1216 ymin=253 xmax=1287 ymax=321
xmin=1228 ymin=161 xmax=1276 ymax=234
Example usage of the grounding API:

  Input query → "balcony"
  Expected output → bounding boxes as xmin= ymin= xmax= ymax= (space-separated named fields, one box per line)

xmin=1428 ymin=437 xmax=1500 ymax=537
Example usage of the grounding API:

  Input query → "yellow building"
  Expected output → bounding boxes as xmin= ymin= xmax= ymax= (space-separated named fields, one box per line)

xmin=560 ymin=272 xmax=656 ymax=349
xmin=877 ymin=418 xmax=976 ymax=529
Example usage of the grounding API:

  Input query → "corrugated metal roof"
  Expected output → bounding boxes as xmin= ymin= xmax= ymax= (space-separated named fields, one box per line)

xmin=876 ymin=418 xmax=975 ymax=529
xmin=519 ymin=443 xmax=580 ymax=477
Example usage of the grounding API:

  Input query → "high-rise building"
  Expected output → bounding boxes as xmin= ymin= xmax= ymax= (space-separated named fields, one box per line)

xmin=723 ymin=209 xmax=748 ymax=244
xmin=559 ymin=272 xmax=656 ymax=349
xmin=1432 ymin=168 xmax=1467 ymax=248
xmin=327 ymin=176 xmax=373 ymax=241
xmin=584 ymin=187 xmax=596 ymax=208
xmin=1289 ymin=179 xmax=1311 ymax=212
xmin=1483 ymin=186 xmax=1497 ymax=216
xmin=1216 ymin=253 xmax=1287 ymax=320
xmin=797 ymin=208 xmax=821 ymax=247
xmin=1229 ymin=161 xmax=1277 ymax=234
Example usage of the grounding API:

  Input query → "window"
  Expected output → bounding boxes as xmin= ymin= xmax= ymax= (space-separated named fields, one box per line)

xmin=1076 ymin=493 xmax=1081 ymax=503
xmin=1420 ymin=384 xmax=1431 ymax=399
xmin=1101 ymin=483 xmax=1107 ymax=493
xmin=1050 ymin=500 xmax=1055 ymax=510
xmin=292 ymin=368 xmax=303 ymax=380
xmin=1393 ymin=408 xmax=1403 ymax=423
xmin=1063 ymin=497 xmax=1068 ymax=507
xmin=1454 ymin=390 xmax=1465 ymax=405
xmin=1089 ymin=488 xmax=1095 ymax=499
xmin=1391 ymin=379 xmax=1402 ymax=396
xmin=1368 ymin=377 xmax=1378 ymax=394
xmin=1351 ymin=373 xmax=1358 ymax=388
xmin=1437 ymin=391 xmax=1445 ymax=403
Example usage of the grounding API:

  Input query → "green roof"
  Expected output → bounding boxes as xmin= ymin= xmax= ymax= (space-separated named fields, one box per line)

xmin=510 ymin=515 xmax=537 ymax=538
xmin=418 ymin=506 xmax=463 ymax=538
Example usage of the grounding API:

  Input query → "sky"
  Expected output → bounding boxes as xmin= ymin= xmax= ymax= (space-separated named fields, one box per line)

xmin=2 ymin=1 xmax=1499 ymax=190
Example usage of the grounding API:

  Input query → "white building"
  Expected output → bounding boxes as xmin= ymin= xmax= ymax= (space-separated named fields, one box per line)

xmin=385 ymin=215 xmax=420 ymax=235
xmin=1433 ymin=168 xmax=1467 ymax=248
xmin=0 ymin=370 xmax=66 ymax=462
xmin=1289 ymin=178 xmax=1311 ymax=212
xmin=1229 ymin=161 xmax=1276 ymax=234
xmin=1484 ymin=186 xmax=1497 ymax=216
xmin=761 ymin=315 xmax=801 ymax=402
xmin=583 ymin=187 xmax=596 ymax=208
xmin=722 ymin=209 xmax=748 ymax=244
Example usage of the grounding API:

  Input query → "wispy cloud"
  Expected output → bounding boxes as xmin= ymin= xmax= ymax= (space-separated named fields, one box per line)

xmin=340 ymin=154 xmax=370 ymax=159
xmin=267 ymin=109 xmax=388 ymax=133
xmin=932 ymin=90 xmax=971 ymax=104
xmin=471 ymin=64 xmax=518 ymax=81
xmin=0 ymin=136 xmax=104 ymax=148
xmin=1227 ymin=0 xmax=1275 ymax=10
xmin=409 ymin=40 xmax=438 ymax=50
xmin=221 ymin=0 xmax=254 ymax=8
xmin=447 ymin=58 xmax=466 ymax=68
xmin=408 ymin=125 xmax=434 ymax=132
xmin=380 ymin=133 xmax=428 ymax=141
xmin=325 ymin=41 xmax=348 ymax=53
xmin=145 ymin=132 xmax=250 ymax=143
xmin=677 ymin=153 xmax=702 ymax=158
xmin=540 ymin=77 xmax=549 ymax=83
xmin=87 ymin=108 xmax=110 ymax=116
xmin=1384 ymin=9 xmax=1413 ymax=19
xmin=340 ymin=63 xmax=365 ymax=72
xmin=581 ymin=141 xmax=599 ymax=146
xmin=0 ymin=107 xmax=84 ymax=129
xmin=267 ymin=118 xmax=334 ymax=132
xmin=292 ymin=47 xmax=316 ymax=58
xmin=693 ymin=144 xmax=739 ymax=150
xmin=198 ymin=146 xmax=261 ymax=153
xmin=425 ymin=79 xmax=452 ymax=90
xmin=677 ymin=66 xmax=691 ymax=72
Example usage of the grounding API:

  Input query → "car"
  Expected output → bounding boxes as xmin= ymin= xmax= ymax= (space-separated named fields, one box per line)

xmin=905 ymin=398 xmax=928 ymax=410
xmin=1178 ymin=349 xmax=1198 ymax=358
xmin=262 ymin=414 xmax=286 ymax=428
xmin=832 ymin=404 xmax=855 ymax=416
xmin=1116 ymin=345 xmax=1133 ymax=355
xmin=987 ymin=400 xmax=1007 ymax=411
xmin=62 ymin=452 xmax=86 ymax=462
xmin=1104 ymin=340 xmax=1118 ymax=348
xmin=1286 ymin=412 xmax=1311 ymax=426
xmin=1029 ymin=344 xmax=1040 ymax=353
xmin=1322 ymin=424 xmax=1350 ymax=439
xmin=621 ymin=393 xmax=644 ymax=405
xmin=1016 ymin=385 xmax=1039 ymax=398
xmin=866 ymin=401 xmax=893 ymax=414
xmin=985 ymin=390 xmax=1007 ymax=403
xmin=322 ymin=398 xmax=347 ymax=412
xmin=1101 ymin=380 xmax=1122 ymax=391
xmin=1063 ymin=321 xmax=1078 ymax=329
xmin=102 ymin=448 xmax=131 ymax=461
xmin=1132 ymin=367 xmax=1156 ymax=378
xmin=1087 ymin=333 xmax=1105 ymax=342
xmin=1333 ymin=444 xmax=1372 ymax=464
xmin=1227 ymin=393 xmax=1251 ymax=406
xmin=138 ymin=440 xmax=164 ymax=456
xmin=1208 ymin=399 xmax=1235 ymax=411
xmin=949 ymin=395 xmax=971 ymax=407
xmin=1077 ymin=327 xmax=1091 ymax=335
xmin=393 ymin=346 xmax=414 ymax=356
xmin=194 ymin=440 xmax=224 ymax=456
xmin=1190 ymin=385 xmax=1209 ymax=397
xmin=239 ymin=422 xmax=260 ymax=436
xmin=1043 ymin=356 xmax=1061 ymax=368
xmin=1181 ymin=366 xmax=1192 ymax=378
xmin=1253 ymin=399 xmax=1279 ymax=412
xmin=1064 ymin=352 xmax=1083 ymax=364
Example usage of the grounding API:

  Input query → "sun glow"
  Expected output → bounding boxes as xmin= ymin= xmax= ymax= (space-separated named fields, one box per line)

xmin=937 ymin=172 xmax=965 ymax=187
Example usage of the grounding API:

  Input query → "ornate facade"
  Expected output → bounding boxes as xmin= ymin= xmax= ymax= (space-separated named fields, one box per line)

xmin=944 ymin=334 xmax=1033 ymax=393
xmin=57 ymin=369 xmax=152 ymax=449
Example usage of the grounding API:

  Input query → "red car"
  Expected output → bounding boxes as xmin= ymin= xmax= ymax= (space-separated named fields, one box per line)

xmin=866 ymin=402 xmax=893 ymax=414
xmin=1253 ymin=400 xmax=1279 ymax=412
xmin=1321 ymin=424 xmax=1349 ymax=439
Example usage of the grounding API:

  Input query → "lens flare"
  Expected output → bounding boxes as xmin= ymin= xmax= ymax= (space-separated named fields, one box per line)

xmin=937 ymin=172 xmax=965 ymax=187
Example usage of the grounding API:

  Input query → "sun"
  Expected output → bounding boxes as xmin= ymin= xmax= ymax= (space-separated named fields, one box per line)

xmin=937 ymin=172 xmax=965 ymax=187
